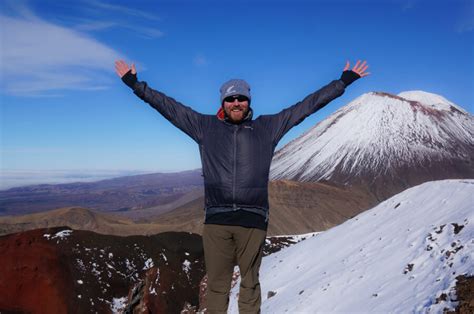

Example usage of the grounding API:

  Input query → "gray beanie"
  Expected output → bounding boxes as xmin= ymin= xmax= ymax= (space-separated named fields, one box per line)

xmin=220 ymin=79 xmax=251 ymax=103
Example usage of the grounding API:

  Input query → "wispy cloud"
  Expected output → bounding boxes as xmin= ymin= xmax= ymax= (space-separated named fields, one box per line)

xmin=1 ymin=0 xmax=38 ymax=20
xmin=75 ymin=1 xmax=163 ymax=38
xmin=74 ymin=19 xmax=118 ymax=32
xmin=456 ymin=19 xmax=474 ymax=33
xmin=455 ymin=3 xmax=474 ymax=33
xmin=0 ymin=1 xmax=165 ymax=96
xmin=71 ymin=18 xmax=163 ymax=39
xmin=86 ymin=0 xmax=160 ymax=22
xmin=0 ymin=12 xmax=123 ymax=96
xmin=122 ymin=24 xmax=164 ymax=39
xmin=193 ymin=54 xmax=210 ymax=67
xmin=1 ymin=147 xmax=68 ymax=154
xmin=0 ymin=168 xmax=152 ymax=190
xmin=401 ymin=1 xmax=415 ymax=11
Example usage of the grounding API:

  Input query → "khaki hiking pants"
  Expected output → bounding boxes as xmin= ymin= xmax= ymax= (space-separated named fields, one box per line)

xmin=202 ymin=224 xmax=267 ymax=314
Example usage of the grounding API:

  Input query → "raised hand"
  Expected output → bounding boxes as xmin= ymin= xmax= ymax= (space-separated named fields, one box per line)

xmin=115 ymin=60 xmax=136 ymax=78
xmin=344 ymin=60 xmax=370 ymax=77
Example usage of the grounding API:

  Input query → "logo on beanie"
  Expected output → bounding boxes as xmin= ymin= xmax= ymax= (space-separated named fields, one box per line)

xmin=226 ymin=85 xmax=236 ymax=95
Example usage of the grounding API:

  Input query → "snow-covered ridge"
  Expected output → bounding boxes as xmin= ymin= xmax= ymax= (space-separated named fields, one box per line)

xmin=229 ymin=179 xmax=474 ymax=312
xmin=270 ymin=90 xmax=473 ymax=182
xmin=398 ymin=90 xmax=468 ymax=114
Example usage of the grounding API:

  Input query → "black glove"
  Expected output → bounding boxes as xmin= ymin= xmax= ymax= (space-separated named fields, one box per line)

xmin=121 ymin=70 xmax=138 ymax=89
xmin=340 ymin=70 xmax=360 ymax=87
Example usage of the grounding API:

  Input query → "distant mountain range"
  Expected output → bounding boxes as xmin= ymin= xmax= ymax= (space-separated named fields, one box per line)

xmin=0 ymin=169 xmax=204 ymax=217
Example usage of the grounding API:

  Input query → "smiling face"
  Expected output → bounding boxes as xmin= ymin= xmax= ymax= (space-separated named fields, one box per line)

xmin=222 ymin=95 xmax=250 ymax=123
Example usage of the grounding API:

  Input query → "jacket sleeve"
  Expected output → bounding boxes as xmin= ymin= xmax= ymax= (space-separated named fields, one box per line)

xmin=132 ymin=81 xmax=204 ymax=143
xmin=264 ymin=79 xmax=346 ymax=144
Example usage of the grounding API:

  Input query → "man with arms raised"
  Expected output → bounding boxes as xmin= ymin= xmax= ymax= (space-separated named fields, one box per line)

xmin=115 ymin=59 xmax=369 ymax=313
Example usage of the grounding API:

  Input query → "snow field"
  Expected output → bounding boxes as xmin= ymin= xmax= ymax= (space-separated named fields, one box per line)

xmin=229 ymin=180 xmax=474 ymax=313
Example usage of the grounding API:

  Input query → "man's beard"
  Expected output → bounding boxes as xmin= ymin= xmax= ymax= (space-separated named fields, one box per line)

xmin=225 ymin=106 xmax=249 ymax=123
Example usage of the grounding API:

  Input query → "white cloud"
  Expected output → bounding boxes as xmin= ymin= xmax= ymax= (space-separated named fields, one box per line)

xmin=71 ymin=4 xmax=163 ymax=38
xmin=0 ymin=13 xmax=124 ymax=96
xmin=456 ymin=14 xmax=474 ymax=33
xmin=86 ymin=0 xmax=161 ymax=22
xmin=1 ymin=147 xmax=67 ymax=154
xmin=122 ymin=24 xmax=164 ymax=39
xmin=74 ymin=20 xmax=118 ymax=32
xmin=0 ymin=168 xmax=153 ymax=190
xmin=73 ymin=19 xmax=163 ymax=39
xmin=0 ymin=1 xmax=167 ymax=96
xmin=401 ymin=1 xmax=415 ymax=11
xmin=193 ymin=54 xmax=209 ymax=67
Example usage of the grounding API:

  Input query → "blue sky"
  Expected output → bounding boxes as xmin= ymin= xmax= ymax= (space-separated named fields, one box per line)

xmin=1 ymin=0 xmax=473 ymax=189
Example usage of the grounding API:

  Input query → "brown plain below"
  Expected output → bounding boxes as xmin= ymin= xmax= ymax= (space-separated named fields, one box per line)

xmin=0 ymin=180 xmax=378 ymax=237
xmin=0 ymin=206 xmax=182 ymax=237
xmin=144 ymin=180 xmax=377 ymax=236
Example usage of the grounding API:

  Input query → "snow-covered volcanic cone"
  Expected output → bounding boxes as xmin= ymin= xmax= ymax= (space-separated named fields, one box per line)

xmin=270 ymin=91 xmax=474 ymax=199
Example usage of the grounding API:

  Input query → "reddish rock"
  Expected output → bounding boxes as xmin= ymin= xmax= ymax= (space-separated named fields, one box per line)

xmin=447 ymin=275 xmax=474 ymax=314
xmin=123 ymin=256 xmax=205 ymax=313
xmin=0 ymin=228 xmax=75 ymax=313
xmin=0 ymin=227 xmax=205 ymax=313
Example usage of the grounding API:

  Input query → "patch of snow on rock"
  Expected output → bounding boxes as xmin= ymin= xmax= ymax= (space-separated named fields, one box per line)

xmin=143 ymin=258 xmax=154 ymax=270
xmin=183 ymin=259 xmax=191 ymax=279
xmin=109 ymin=296 xmax=128 ymax=314
xmin=43 ymin=229 xmax=73 ymax=241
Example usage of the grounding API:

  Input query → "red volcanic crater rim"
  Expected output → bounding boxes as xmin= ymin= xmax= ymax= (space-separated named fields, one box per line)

xmin=0 ymin=228 xmax=74 ymax=313
xmin=0 ymin=226 xmax=205 ymax=313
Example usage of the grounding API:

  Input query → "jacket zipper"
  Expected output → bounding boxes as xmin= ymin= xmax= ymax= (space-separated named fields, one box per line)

xmin=232 ymin=124 xmax=238 ymax=210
